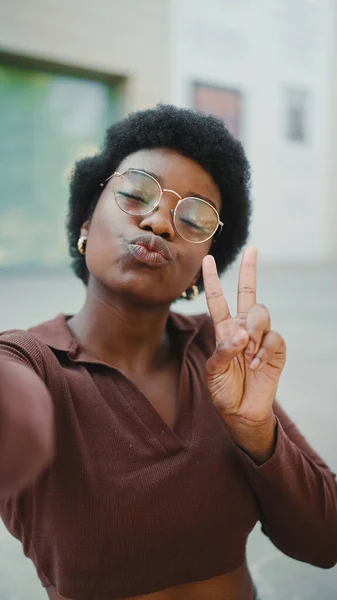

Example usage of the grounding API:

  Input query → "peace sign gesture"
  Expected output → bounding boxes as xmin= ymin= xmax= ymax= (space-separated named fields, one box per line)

xmin=203 ymin=247 xmax=286 ymax=437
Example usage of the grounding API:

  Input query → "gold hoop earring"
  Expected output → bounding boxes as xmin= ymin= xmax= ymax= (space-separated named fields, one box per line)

xmin=190 ymin=285 xmax=199 ymax=299
xmin=77 ymin=235 xmax=87 ymax=255
xmin=181 ymin=285 xmax=199 ymax=300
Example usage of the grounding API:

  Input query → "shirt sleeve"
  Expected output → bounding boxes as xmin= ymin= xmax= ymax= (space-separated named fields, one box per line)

xmin=234 ymin=401 xmax=337 ymax=568
xmin=0 ymin=329 xmax=45 ymax=366
xmin=0 ymin=331 xmax=55 ymax=498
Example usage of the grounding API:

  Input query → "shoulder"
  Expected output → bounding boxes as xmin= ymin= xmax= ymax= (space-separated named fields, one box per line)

xmin=0 ymin=328 xmax=47 ymax=376
xmin=0 ymin=315 xmax=68 ymax=378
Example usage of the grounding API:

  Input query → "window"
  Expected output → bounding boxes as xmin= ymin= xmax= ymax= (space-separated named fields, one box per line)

xmin=0 ymin=63 xmax=121 ymax=271
xmin=284 ymin=88 xmax=310 ymax=143
xmin=193 ymin=82 xmax=242 ymax=141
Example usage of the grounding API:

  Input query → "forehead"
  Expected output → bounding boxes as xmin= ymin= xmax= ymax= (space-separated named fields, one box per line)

xmin=116 ymin=148 xmax=221 ymax=210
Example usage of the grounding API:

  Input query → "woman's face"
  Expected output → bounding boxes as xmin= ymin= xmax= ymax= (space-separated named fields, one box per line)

xmin=84 ymin=148 xmax=221 ymax=306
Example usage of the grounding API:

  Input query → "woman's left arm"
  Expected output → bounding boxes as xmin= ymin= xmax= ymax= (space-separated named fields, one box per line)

xmin=235 ymin=400 xmax=337 ymax=568
xmin=202 ymin=248 xmax=337 ymax=568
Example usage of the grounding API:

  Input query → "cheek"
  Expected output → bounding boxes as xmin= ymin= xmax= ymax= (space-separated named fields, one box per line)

xmin=85 ymin=199 xmax=126 ymax=269
xmin=184 ymin=239 xmax=213 ymax=269
xmin=91 ymin=193 xmax=135 ymax=245
xmin=176 ymin=241 xmax=212 ymax=288
xmin=92 ymin=194 xmax=124 ymax=234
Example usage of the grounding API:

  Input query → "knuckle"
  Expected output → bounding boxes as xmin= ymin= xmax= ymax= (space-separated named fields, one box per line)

xmin=207 ymin=290 xmax=223 ymax=299
xmin=236 ymin=312 xmax=247 ymax=325
xmin=246 ymin=323 xmax=264 ymax=340
xmin=255 ymin=303 xmax=269 ymax=314
xmin=268 ymin=329 xmax=281 ymax=340
xmin=217 ymin=338 xmax=233 ymax=353
xmin=272 ymin=331 xmax=285 ymax=346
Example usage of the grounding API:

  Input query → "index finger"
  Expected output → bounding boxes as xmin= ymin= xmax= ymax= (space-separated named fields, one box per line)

xmin=202 ymin=255 xmax=230 ymax=331
xmin=237 ymin=246 xmax=258 ymax=319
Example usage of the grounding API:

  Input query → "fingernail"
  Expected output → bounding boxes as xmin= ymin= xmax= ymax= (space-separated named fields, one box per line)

xmin=250 ymin=357 xmax=261 ymax=370
xmin=245 ymin=340 xmax=255 ymax=356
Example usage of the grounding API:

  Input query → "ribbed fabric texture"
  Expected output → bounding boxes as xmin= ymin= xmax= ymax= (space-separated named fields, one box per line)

xmin=0 ymin=313 xmax=336 ymax=600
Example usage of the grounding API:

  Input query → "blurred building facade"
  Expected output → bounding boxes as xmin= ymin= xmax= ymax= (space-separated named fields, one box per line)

xmin=333 ymin=0 xmax=337 ymax=258
xmin=0 ymin=0 xmax=169 ymax=273
xmin=169 ymin=0 xmax=337 ymax=263
xmin=0 ymin=0 xmax=336 ymax=271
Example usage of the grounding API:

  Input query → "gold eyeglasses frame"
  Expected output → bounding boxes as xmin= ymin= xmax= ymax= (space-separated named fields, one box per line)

xmin=100 ymin=168 xmax=223 ymax=244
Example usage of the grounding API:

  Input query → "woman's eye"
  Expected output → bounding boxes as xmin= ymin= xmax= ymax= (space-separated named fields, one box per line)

xmin=179 ymin=217 xmax=204 ymax=231
xmin=118 ymin=191 xmax=150 ymax=204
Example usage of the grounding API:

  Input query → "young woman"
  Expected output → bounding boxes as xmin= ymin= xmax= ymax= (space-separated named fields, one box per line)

xmin=1 ymin=105 xmax=336 ymax=600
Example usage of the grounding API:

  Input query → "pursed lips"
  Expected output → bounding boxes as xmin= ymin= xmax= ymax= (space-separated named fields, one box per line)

xmin=128 ymin=233 xmax=174 ymax=262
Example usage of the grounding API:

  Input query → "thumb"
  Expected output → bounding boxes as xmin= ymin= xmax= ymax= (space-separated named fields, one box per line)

xmin=207 ymin=328 xmax=249 ymax=376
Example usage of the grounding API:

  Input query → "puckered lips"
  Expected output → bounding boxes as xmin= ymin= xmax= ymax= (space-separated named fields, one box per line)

xmin=128 ymin=233 xmax=174 ymax=267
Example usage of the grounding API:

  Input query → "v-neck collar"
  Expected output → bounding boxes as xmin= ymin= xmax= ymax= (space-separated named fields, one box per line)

xmin=29 ymin=311 xmax=211 ymax=453
xmin=29 ymin=311 xmax=209 ymax=366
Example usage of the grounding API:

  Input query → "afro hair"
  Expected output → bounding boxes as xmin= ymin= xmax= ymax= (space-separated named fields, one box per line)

xmin=67 ymin=104 xmax=251 ymax=294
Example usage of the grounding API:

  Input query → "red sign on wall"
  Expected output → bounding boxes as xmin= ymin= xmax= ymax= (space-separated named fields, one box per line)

xmin=193 ymin=83 xmax=242 ymax=140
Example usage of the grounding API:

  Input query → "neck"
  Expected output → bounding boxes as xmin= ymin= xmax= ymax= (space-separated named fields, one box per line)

xmin=68 ymin=280 xmax=172 ymax=374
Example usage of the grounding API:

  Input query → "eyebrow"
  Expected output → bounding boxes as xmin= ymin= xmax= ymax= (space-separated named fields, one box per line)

xmin=133 ymin=169 xmax=218 ymax=210
xmin=185 ymin=192 xmax=218 ymax=210
xmin=135 ymin=169 xmax=165 ymax=185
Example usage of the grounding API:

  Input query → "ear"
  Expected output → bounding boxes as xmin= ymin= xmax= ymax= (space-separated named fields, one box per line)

xmin=80 ymin=219 xmax=91 ymax=238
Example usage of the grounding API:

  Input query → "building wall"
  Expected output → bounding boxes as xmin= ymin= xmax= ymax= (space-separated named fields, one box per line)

xmin=169 ymin=0 xmax=336 ymax=263
xmin=332 ymin=1 xmax=337 ymax=258
xmin=0 ymin=0 xmax=170 ymax=114
xmin=0 ymin=0 xmax=171 ymax=272
xmin=1 ymin=0 xmax=336 ymax=263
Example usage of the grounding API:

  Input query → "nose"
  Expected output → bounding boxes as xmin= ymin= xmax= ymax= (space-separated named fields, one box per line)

xmin=139 ymin=199 xmax=175 ymax=241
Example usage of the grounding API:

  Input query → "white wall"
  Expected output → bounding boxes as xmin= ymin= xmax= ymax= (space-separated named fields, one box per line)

xmin=1 ymin=0 xmax=335 ymax=262
xmin=332 ymin=1 xmax=337 ymax=258
xmin=0 ymin=0 xmax=170 ymax=114
xmin=169 ymin=0 xmax=336 ymax=262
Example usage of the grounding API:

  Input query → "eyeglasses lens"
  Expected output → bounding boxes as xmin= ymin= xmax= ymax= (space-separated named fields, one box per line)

xmin=114 ymin=171 xmax=219 ymax=242
xmin=114 ymin=170 xmax=160 ymax=215
xmin=174 ymin=197 xmax=219 ymax=242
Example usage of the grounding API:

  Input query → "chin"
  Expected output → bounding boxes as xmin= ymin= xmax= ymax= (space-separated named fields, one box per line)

xmin=122 ymin=286 xmax=175 ymax=308
xmin=93 ymin=274 xmax=174 ymax=307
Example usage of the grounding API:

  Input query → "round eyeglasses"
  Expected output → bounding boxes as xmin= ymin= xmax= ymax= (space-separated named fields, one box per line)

xmin=100 ymin=169 xmax=223 ymax=244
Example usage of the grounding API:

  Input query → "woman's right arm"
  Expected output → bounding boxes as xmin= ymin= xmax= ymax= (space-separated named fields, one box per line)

xmin=0 ymin=340 xmax=55 ymax=500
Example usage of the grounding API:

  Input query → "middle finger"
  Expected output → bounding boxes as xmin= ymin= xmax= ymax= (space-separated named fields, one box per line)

xmin=237 ymin=246 xmax=258 ymax=322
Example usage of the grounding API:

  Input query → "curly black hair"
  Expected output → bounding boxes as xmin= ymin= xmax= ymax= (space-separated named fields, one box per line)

xmin=67 ymin=104 xmax=251 ymax=295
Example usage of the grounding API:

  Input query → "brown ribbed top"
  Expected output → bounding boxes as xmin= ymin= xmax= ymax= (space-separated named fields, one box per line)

xmin=0 ymin=312 xmax=336 ymax=600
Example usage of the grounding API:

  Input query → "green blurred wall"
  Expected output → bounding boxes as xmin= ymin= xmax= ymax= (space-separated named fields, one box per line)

xmin=0 ymin=64 xmax=121 ymax=271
